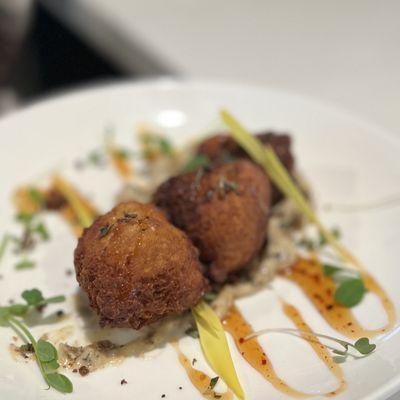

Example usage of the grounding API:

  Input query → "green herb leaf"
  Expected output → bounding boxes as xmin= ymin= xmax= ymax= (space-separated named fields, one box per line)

xmin=15 ymin=259 xmax=35 ymax=270
xmin=323 ymin=264 xmax=342 ymax=277
xmin=15 ymin=212 xmax=34 ymax=226
xmin=0 ymin=307 xmax=10 ymax=325
xmin=209 ymin=376 xmax=219 ymax=390
xmin=33 ymin=223 xmax=50 ymax=241
xmin=8 ymin=304 xmax=29 ymax=316
xmin=354 ymin=337 xmax=376 ymax=355
xmin=15 ymin=289 xmax=65 ymax=313
xmin=181 ymin=155 xmax=211 ymax=173
xmin=43 ymin=359 xmax=60 ymax=372
xmin=46 ymin=372 xmax=73 ymax=393
xmin=22 ymin=289 xmax=44 ymax=306
xmin=334 ymin=278 xmax=365 ymax=307
xmin=5 ymin=313 xmax=73 ymax=393
xmin=37 ymin=339 xmax=57 ymax=362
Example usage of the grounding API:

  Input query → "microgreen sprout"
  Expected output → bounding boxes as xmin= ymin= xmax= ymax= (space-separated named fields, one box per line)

xmin=15 ymin=259 xmax=35 ymax=270
xmin=244 ymin=328 xmax=376 ymax=363
xmin=0 ymin=288 xmax=65 ymax=317
xmin=14 ymin=212 xmax=50 ymax=253
xmin=0 ymin=289 xmax=72 ymax=393
xmin=8 ymin=212 xmax=50 ymax=270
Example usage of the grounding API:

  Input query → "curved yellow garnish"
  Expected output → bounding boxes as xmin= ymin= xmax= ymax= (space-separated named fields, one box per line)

xmin=52 ymin=175 xmax=95 ymax=229
xmin=220 ymin=109 xmax=363 ymax=271
xmin=192 ymin=300 xmax=245 ymax=400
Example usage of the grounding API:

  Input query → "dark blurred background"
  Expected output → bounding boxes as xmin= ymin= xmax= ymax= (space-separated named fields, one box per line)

xmin=1 ymin=2 xmax=125 ymax=105
xmin=0 ymin=0 xmax=399 ymax=135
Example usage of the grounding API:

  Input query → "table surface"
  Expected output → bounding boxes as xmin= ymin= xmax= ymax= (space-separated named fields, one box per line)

xmin=40 ymin=0 xmax=400 ymax=137
xmin=37 ymin=2 xmax=400 ymax=396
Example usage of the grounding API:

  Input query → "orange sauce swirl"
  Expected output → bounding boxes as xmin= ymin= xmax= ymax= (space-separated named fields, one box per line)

xmin=282 ymin=258 xmax=396 ymax=339
xmin=282 ymin=302 xmax=346 ymax=396
xmin=172 ymin=342 xmax=233 ymax=400
xmin=223 ymin=306 xmax=309 ymax=398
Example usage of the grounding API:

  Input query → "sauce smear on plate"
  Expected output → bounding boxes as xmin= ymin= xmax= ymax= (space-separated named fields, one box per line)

xmin=223 ymin=304 xmax=347 ymax=397
xmin=282 ymin=302 xmax=346 ymax=396
xmin=172 ymin=342 xmax=233 ymax=400
xmin=283 ymin=258 xmax=395 ymax=339
xmin=224 ymin=306 xmax=308 ymax=398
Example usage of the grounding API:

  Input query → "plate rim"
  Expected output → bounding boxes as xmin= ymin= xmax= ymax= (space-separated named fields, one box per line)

xmin=1 ymin=77 xmax=400 ymax=150
xmin=0 ymin=77 xmax=399 ymax=400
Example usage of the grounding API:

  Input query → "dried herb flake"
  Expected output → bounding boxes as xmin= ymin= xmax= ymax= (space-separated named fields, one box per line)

xmin=99 ymin=224 xmax=112 ymax=238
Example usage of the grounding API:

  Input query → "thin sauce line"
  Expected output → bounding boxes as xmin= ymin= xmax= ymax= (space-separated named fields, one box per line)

xmin=282 ymin=258 xmax=396 ymax=339
xmin=282 ymin=302 xmax=347 ymax=397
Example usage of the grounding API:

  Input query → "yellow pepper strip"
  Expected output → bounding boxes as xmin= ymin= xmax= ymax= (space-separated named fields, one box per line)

xmin=220 ymin=109 xmax=363 ymax=271
xmin=192 ymin=301 xmax=245 ymax=400
xmin=52 ymin=175 xmax=95 ymax=229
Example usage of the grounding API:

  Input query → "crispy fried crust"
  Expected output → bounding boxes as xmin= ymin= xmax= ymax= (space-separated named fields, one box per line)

xmin=197 ymin=132 xmax=294 ymax=203
xmin=74 ymin=202 xmax=207 ymax=329
xmin=154 ymin=160 xmax=271 ymax=282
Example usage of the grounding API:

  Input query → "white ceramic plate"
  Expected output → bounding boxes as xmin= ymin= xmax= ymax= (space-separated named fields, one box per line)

xmin=0 ymin=80 xmax=399 ymax=400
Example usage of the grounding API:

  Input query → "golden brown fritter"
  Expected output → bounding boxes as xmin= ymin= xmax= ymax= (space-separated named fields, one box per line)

xmin=197 ymin=132 xmax=294 ymax=204
xmin=74 ymin=201 xmax=207 ymax=329
xmin=154 ymin=160 xmax=271 ymax=283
